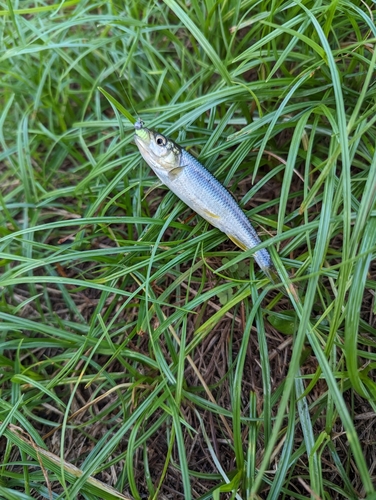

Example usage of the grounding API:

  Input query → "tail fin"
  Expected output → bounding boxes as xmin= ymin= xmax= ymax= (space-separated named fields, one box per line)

xmin=261 ymin=265 xmax=301 ymax=304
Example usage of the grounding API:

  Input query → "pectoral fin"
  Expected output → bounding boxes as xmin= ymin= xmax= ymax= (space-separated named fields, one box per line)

xmin=168 ymin=166 xmax=185 ymax=180
xmin=228 ymin=234 xmax=248 ymax=251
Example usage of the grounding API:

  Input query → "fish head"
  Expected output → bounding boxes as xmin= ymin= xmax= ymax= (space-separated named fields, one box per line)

xmin=134 ymin=123 xmax=181 ymax=171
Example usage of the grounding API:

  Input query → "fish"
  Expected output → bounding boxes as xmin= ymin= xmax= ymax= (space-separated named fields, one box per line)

xmin=134 ymin=118 xmax=273 ymax=276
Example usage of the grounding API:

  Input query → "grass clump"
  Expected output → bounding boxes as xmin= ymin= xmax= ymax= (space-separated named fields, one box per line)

xmin=1 ymin=1 xmax=376 ymax=499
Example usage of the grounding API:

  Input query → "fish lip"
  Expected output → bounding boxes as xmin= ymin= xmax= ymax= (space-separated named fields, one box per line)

xmin=134 ymin=134 xmax=149 ymax=153
xmin=133 ymin=134 xmax=144 ymax=146
xmin=134 ymin=134 xmax=155 ymax=163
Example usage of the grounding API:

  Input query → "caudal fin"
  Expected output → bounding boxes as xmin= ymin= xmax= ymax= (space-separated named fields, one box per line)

xmin=261 ymin=265 xmax=301 ymax=303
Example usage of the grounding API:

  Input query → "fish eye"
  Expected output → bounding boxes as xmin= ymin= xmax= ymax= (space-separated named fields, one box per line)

xmin=155 ymin=135 xmax=166 ymax=146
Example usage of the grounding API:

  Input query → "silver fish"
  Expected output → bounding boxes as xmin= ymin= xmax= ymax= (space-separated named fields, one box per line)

xmin=134 ymin=119 xmax=272 ymax=275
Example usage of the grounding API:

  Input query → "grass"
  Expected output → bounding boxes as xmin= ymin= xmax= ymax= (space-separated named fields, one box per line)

xmin=1 ymin=0 xmax=376 ymax=498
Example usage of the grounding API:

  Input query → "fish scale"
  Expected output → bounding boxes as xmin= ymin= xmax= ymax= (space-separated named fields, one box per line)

xmin=134 ymin=121 xmax=272 ymax=274
xmin=179 ymin=150 xmax=271 ymax=269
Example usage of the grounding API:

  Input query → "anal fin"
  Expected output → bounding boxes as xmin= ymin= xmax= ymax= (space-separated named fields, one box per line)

xmin=227 ymin=234 xmax=248 ymax=252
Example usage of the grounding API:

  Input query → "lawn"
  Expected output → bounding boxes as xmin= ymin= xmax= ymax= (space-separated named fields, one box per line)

xmin=1 ymin=1 xmax=376 ymax=499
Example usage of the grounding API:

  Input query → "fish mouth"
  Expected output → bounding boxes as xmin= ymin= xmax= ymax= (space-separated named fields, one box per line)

xmin=134 ymin=134 xmax=158 ymax=166
xmin=133 ymin=134 xmax=144 ymax=147
xmin=134 ymin=134 xmax=150 ymax=154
